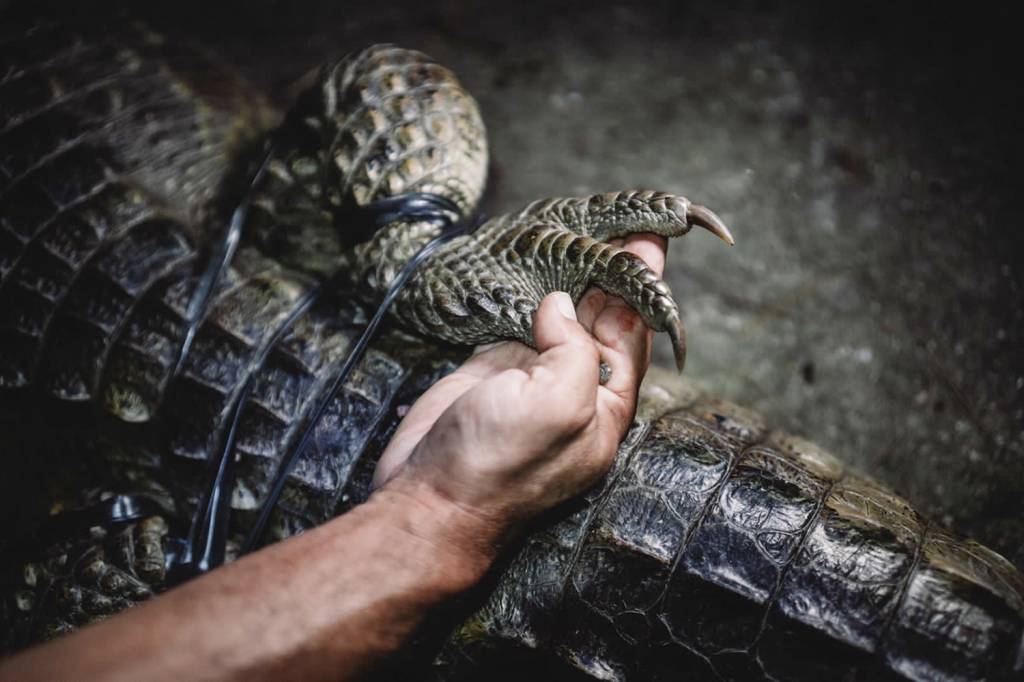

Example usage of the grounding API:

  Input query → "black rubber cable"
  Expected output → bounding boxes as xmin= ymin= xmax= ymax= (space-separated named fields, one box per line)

xmin=163 ymin=167 xmax=472 ymax=575
xmin=240 ymin=204 xmax=473 ymax=555
xmin=170 ymin=145 xmax=276 ymax=378
xmin=168 ymin=285 xmax=325 ymax=583
xmin=32 ymin=149 xmax=475 ymax=582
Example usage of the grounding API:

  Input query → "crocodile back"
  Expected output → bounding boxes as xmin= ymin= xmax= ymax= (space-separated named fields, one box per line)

xmin=0 ymin=17 xmax=273 ymax=396
xmin=0 ymin=17 xmax=475 ymax=648
xmin=0 ymin=12 xmax=462 ymax=576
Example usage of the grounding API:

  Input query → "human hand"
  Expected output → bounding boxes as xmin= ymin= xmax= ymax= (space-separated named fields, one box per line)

xmin=372 ymin=234 xmax=669 ymax=553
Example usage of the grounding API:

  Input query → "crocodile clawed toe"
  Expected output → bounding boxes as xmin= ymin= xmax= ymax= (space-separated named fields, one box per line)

xmin=369 ymin=192 xmax=730 ymax=370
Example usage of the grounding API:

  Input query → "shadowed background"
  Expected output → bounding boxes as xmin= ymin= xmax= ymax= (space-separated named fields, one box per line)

xmin=16 ymin=0 xmax=1024 ymax=568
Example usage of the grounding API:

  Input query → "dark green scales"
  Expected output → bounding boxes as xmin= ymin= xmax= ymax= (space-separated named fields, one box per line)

xmin=0 ymin=17 xmax=1022 ymax=681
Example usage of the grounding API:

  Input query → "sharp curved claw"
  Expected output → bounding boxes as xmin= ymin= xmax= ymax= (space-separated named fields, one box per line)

xmin=689 ymin=204 xmax=735 ymax=246
xmin=669 ymin=313 xmax=687 ymax=373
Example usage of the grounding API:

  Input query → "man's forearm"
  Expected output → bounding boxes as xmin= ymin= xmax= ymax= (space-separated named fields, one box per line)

xmin=1 ymin=287 xmax=650 ymax=681
xmin=1 ymin=483 xmax=497 ymax=681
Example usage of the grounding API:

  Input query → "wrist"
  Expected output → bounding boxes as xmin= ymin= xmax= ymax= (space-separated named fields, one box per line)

xmin=368 ymin=477 xmax=505 ymax=590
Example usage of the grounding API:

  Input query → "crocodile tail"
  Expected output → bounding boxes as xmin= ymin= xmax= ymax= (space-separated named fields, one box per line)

xmin=440 ymin=367 xmax=1024 ymax=681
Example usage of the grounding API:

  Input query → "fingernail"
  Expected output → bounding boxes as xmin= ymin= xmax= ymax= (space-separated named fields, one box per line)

xmin=553 ymin=292 xmax=577 ymax=320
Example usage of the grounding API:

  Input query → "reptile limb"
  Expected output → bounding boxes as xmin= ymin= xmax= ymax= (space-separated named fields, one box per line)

xmin=365 ymin=190 xmax=733 ymax=371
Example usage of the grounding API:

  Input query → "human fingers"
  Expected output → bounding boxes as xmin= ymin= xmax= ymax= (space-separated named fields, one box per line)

xmin=621 ymin=233 xmax=667 ymax=278
xmin=574 ymin=234 xmax=667 ymax=333
xmin=525 ymin=292 xmax=601 ymax=427
xmin=592 ymin=232 xmax=668 ymax=359
xmin=574 ymin=237 xmax=626 ymax=331
xmin=591 ymin=234 xmax=670 ymax=423
xmin=574 ymin=288 xmax=607 ymax=332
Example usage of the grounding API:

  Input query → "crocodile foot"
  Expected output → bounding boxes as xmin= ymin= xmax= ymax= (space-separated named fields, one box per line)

xmin=382 ymin=190 xmax=733 ymax=371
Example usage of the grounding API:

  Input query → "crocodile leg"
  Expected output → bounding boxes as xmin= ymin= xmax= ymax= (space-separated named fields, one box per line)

xmin=372 ymin=191 xmax=733 ymax=371
xmin=3 ymin=508 xmax=169 ymax=649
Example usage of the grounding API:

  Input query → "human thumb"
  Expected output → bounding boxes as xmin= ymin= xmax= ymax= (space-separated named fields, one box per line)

xmin=532 ymin=292 xmax=594 ymax=354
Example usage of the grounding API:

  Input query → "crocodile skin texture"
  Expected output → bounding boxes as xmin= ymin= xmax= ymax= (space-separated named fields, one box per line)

xmin=2 ymin=509 xmax=166 ymax=649
xmin=5 ymin=372 xmax=1023 ymax=680
xmin=0 ymin=18 xmax=273 ymax=395
xmin=437 ymin=369 xmax=1024 ymax=681
xmin=380 ymin=190 xmax=707 ymax=371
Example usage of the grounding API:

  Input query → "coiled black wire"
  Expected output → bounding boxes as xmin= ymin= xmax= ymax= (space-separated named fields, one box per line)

xmin=164 ymin=146 xmax=475 ymax=582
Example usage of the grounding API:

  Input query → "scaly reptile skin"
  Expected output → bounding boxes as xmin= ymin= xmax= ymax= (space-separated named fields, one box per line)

xmin=242 ymin=46 xmax=728 ymax=372
xmin=381 ymin=190 xmax=733 ymax=373
xmin=0 ymin=16 xmax=1022 ymax=682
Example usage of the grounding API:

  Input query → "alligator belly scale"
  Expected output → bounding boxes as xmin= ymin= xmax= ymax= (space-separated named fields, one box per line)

xmin=0 ymin=14 xmax=1021 ymax=682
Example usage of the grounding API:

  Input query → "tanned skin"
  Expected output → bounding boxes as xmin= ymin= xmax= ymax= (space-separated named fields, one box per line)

xmin=0 ymin=235 xmax=666 ymax=681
